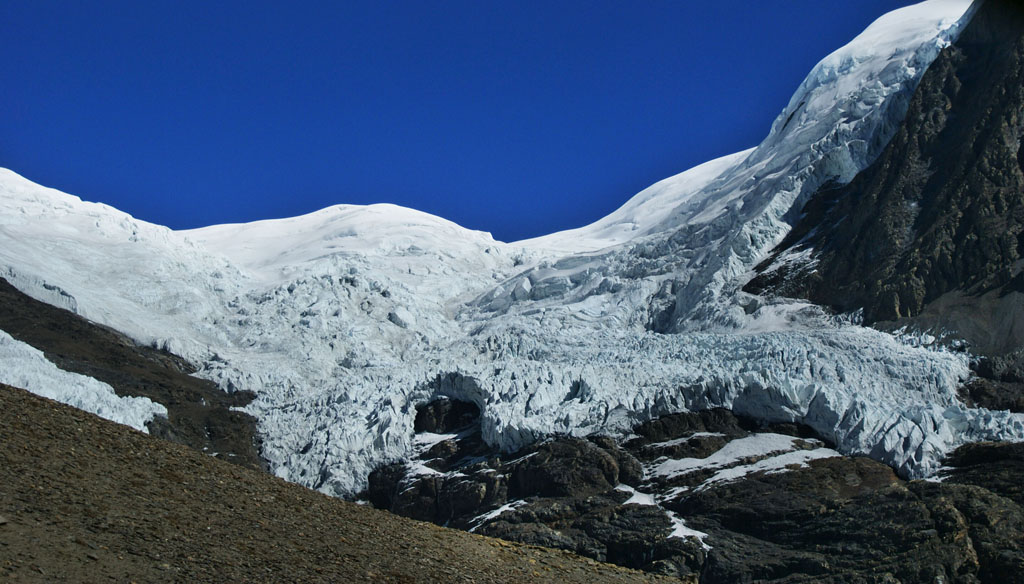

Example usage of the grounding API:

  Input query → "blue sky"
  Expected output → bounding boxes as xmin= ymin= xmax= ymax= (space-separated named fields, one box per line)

xmin=1 ymin=1 xmax=917 ymax=242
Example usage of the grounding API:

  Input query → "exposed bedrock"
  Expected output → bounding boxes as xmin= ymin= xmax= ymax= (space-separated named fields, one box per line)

xmin=368 ymin=402 xmax=1024 ymax=582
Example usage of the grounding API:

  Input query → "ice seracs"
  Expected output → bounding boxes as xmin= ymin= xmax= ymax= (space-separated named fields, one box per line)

xmin=1 ymin=0 xmax=1020 ymax=499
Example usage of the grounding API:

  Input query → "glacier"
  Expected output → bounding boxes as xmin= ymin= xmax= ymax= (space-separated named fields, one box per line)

xmin=2 ymin=0 xmax=1022 ymax=497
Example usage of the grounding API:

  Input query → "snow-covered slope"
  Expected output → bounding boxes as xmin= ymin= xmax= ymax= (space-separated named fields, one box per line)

xmin=185 ymin=203 xmax=514 ymax=284
xmin=0 ymin=169 xmax=247 ymax=361
xmin=519 ymin=0 xmax=977 ymax=257
xmin=517 ymin=150 xmax=753 ymax=254
xmin=489 ymin=0 xmax=981 ymax=330
xmin=3 ymin=0 xmax=1021 ymax=497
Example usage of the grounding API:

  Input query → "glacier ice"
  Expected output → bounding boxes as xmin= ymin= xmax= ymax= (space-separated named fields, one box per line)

xmin=0 ymin=330 xmax=167 ymax=432
xmin=1 ymin=0 xmax=1020 ymax=498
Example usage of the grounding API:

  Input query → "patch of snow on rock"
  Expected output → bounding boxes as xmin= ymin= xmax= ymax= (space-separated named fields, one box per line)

xmin=468 ymin=500 xmax=529 ymax=533
xmin=697 ymin=447 xmax=841 ymax=491
xmin=667 ymin=511 xmax=711 ymax=550
xmin=615 ymin=485 xmax=659 ymax=507
xmin=651 ymin=433 xmax=816 ymax=479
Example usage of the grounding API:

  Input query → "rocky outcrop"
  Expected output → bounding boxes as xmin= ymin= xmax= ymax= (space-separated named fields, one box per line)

xmin=368 ymin=402 xmax=1024 ymax=582
xmin=480 ymin=496 xmax=706 ymax=580
xmin=691 ymin=455 xmax=1024 ymax=584
xmin=366 ymin=400 xmax=705 ymax=577
xmin=746 ymin=0 xmax=1024 ymax=345
xmin=509 ymin=438 xmax=623 ymax=499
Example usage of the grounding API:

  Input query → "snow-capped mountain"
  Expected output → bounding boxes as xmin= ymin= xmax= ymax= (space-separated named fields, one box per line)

xmin=2 ymin=0 xmax=1022 ymax=502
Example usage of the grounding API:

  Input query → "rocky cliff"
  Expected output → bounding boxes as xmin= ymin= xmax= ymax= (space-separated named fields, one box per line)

xmin=367 ymin=398 xmax=1024 ymax=582
xmin=747 ymin=0 xmax=1024 ymax=365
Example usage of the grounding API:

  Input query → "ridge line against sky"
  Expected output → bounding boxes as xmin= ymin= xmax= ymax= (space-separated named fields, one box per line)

xmin=1 ymin=1 xmax=919 ymax=242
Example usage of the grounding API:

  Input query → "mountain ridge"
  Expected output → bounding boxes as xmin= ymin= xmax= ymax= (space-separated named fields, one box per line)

xmin=746 ymin=0 xmax=1024 ymax=405
xmin=6 ymin=0 xmax=1024 ymax=580
xmin=2 ymin=0 xmax=1016 ymax=500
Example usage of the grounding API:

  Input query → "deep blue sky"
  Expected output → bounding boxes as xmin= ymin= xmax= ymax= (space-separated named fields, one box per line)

xmin=1 ymin=1 xmax=917 ymax=242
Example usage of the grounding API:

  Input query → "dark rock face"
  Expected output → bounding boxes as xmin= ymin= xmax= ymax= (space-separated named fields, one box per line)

xmin=683 ymin=454 xmax=1009 ymax=583
xmin=696 ymin=476 xmax=1024 ymax=584
xmin=628 ymin=409 xmax=748 ymax=445
xmin=959 ymin=376 xmax=1024 ymax=412
xmin=0 ymin=277 xmax=266 ymax=471
xmin=942 ymin=441 xmax=1024 ymax=506
xmin=510 ymin=438 xmax=621 ymax=498
xmin=414 ymin=397 xmax=481 ymax=434
xmin=746 ymin=0 xmax=1024 ymax=341
xmin=481 ymin=497 xmax=706 ymax=578
xmin=366 ymin=403 xmax=709 ymax=578
xmin=368 ymin=402 xmax=1024 ymax=582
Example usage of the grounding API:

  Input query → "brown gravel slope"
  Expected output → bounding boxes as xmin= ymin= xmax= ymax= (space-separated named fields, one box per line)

xmin=0 ymin=384 xmax=675 ymax=584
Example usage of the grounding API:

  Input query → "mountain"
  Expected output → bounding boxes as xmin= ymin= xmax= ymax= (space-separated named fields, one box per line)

xmin=3 ymin=0 xmax=1024 ymax=581
xmin=747 ymin=0 xmax=1024 ymax=391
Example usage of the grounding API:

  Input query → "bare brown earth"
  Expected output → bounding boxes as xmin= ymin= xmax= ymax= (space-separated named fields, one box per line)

xmin=0 ymin=384 xmax=675 ymax=584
